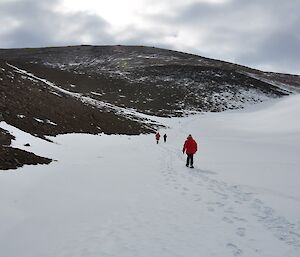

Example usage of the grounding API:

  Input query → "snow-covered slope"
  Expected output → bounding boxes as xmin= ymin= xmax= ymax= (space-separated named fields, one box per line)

xmin=0 ymin=94 xmax=299 ymax=257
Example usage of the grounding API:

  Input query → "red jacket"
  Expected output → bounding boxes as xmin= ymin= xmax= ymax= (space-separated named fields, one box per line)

xmin=155 ymin=133 xmax=160 ymax=140
xmin=183 ymin=136 xmax=197 ymax=154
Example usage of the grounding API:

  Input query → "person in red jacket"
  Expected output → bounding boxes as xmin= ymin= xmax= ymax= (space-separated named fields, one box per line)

xmin=182 ymin=134 xmax=198 ymax=168
xmin=155 ymin=132 xmax=161 ymax=144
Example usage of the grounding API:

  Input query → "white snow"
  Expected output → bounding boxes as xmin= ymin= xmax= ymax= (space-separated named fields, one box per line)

xmin=21 ymin=75 xmax=38 ymax=83
xmin=34 ymin=118 xmax=44 ymax=123
xmin=223 ymin=94 xmax=300 ymax=133
xmin=90 ymin=92 xmax=103 ymax=96
xmin=50 ymin=91 xmax=62 ymax=97
xmin=0 ymin=94 xmax=300 ymax=257
xmin=46 ymin=119 xmax=57 ymax=126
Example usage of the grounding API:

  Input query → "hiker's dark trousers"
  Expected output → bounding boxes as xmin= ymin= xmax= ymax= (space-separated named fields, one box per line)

xmin=186 ymin=154 xmax=194 ymax=166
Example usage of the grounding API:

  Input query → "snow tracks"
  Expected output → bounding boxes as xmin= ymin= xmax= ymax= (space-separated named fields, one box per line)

xmin=158 ymin=142 xmax=300 ymax=257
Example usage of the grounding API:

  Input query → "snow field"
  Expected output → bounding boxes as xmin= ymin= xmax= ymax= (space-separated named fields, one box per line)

xmin=0 ymin=94 xmax=300 ymax=257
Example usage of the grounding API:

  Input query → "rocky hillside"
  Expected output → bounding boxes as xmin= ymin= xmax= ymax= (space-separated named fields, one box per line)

xmin=1 ymin=46 xmax=298 ymax=119
xmin=0 ymin=127 xmax=51 ymax=170
xmin=1 ymin=45 xmax=300 ymax=169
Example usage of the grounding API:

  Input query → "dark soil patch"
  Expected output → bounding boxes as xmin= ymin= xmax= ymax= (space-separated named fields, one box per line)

xmin=0 ymin=128 xmax=15 ymax=145
xmin=0 ymin=60 xmax=154 ymax=140
xmin=0 ymin=145 xmax=51 ymax=170
xmin=0 ymin=128 xmax=52 ymax=170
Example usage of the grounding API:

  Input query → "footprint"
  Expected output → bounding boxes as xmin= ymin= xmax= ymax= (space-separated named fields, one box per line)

xmin=251 ymin=198 xmax=300 ymax=247
xmin=193 ymin=194 xmax=202 ymax=202
xmin=225 ymin=207 xmax=235 ymax=214
xmin=212 ymin=190 xmax=229 ymax=200
xmin=233 ymin=216 xmax=247 ymax=223
xmin=207 ymin=201 xmax=225 ymax=208
xmin=207 ymin=207 xmax=215 ymax=212
xmin=234 ymin=200 xmax=243 ymax=205
xmin=227 ymin=243 xmax=243 ymax=256
xmin=236 ymin=227 xmax=246 ymax=237
xmin=223 ymin=217 xmax=234 ymax=224
xmin=215 ymin=201 xmax=225 ymax=207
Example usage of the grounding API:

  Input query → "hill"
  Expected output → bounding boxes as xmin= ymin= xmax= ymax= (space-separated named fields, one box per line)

xmin=1 ymin=45 xmax=300 ymax=169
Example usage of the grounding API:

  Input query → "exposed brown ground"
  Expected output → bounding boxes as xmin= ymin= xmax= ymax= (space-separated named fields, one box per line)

xmin=0 ymin=128 xmax=51 ymax=170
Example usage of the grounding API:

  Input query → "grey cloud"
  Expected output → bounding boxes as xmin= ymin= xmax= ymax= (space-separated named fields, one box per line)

xmin=141 ymin=0 xmax=300 ymax=74
xmin=238 ymin=27 xmax=300 ymax=73
xmin=0 ymin=0 xmax=299 ymax=74
xmin=203 ymin=1 xmax=299 ymax=73
xmin=0 ymin=0 xmax=114 ymax=48
xmin=115 ymin=24 xmax=176 ymax=50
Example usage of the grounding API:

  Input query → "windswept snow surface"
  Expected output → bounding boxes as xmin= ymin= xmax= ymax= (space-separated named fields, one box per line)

xmin=0 ymin=95 xmax=300 ymax=257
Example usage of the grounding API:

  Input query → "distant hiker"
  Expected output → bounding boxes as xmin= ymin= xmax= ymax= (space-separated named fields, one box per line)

xmin=155 ymin=132 xmax=161 ymax=144
xmin=182 ymin=134 xmax=198 ymax=168
xmin=163 ymin=134 xmax=167 ymax=143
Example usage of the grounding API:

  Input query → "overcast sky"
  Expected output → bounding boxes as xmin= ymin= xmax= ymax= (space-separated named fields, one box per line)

xmin=0 ymin=0 xmax=299 ymax=74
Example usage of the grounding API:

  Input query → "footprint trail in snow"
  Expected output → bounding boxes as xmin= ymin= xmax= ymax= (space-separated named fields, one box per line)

xmin=159 ymin=142 xmax=300 ymax=255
